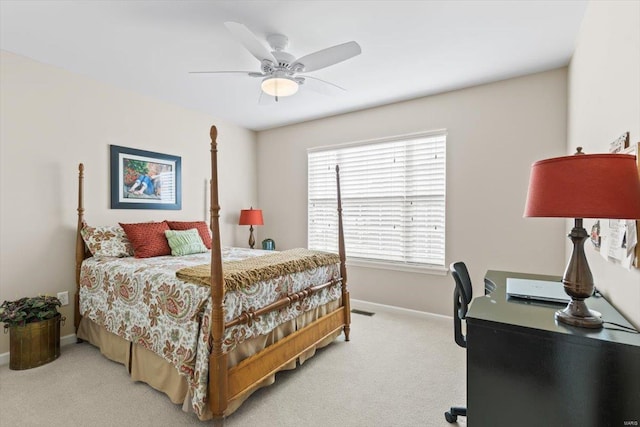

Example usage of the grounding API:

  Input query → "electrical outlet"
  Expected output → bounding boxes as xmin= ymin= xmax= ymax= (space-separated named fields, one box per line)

xmin=57 ymin=291 xmax=69 ymax=306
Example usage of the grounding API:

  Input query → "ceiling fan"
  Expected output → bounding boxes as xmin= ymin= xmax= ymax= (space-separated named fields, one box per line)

xmin=190 ymin=22 xmax=362 ymax=102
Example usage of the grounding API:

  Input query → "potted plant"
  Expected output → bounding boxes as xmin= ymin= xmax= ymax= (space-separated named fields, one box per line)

xmin=0 ymin=295 xmax=65 ymax=370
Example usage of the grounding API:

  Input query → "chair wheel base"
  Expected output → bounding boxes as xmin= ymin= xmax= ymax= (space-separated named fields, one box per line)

xmin=444 ymin=411 xmax=457 ymax=423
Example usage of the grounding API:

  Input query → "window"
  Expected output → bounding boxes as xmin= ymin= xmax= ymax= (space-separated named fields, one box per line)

xmin=308 ymin=131 xmax=446 ymax=268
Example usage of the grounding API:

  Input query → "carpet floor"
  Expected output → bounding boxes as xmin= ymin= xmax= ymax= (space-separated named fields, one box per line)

xmin=0 ymin=308 xmax=466 ymax=426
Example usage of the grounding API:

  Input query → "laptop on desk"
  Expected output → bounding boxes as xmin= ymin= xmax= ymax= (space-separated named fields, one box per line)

xmin=506 ymin=277 xmax=570 ymax=304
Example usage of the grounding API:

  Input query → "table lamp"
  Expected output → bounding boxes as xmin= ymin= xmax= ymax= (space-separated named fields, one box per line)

xmin=524 ymin=148 xmax=640 ymax=328
xmin=239 ymin=207 xmax=263 ymax=249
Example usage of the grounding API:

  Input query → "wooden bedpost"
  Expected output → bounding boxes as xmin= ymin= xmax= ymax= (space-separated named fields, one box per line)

xmin=208 ymin=125 xmax=229 ymax=420
xmin=336 ymin=165 xmax=351 ymax=341
xmin=75 ymin=163 xmax=85 ymax=333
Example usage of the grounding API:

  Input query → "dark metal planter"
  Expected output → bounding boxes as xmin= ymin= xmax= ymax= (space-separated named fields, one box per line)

xmin=6 ymin=314 xmax=64 ymax=370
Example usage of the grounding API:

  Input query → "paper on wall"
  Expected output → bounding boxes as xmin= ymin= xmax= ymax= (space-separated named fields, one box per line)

xmin=623 ymin=220 xmax=638 ymax=270
xmin=625 ymin=220 xmax=637 ymax=256
xmin=599 ymin=219 xmax=638 ymax=270
xmin=608 ymin=220 xmax=626 ymax=261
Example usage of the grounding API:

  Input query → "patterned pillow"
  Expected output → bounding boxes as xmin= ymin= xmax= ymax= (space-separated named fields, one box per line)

xmin=119 ymin=221 xmax=171 ymax=258
xmin=166 ymin=221 xmax=212 ymax=249
xmin=80 ymin=225 xmax=133 ymax=257
xmin=164 ymin=229 xmax=208 ymax=256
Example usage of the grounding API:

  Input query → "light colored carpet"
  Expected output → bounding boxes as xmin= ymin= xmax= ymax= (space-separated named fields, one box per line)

xmin=0 ymin=309 xmax=466 ymax=426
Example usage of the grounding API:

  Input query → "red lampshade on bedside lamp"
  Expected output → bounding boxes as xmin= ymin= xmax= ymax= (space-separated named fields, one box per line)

xmin=524 ymin=148 xmax=640 ymax=328
xmin=239 ymin=208 xmax=264 ymax=249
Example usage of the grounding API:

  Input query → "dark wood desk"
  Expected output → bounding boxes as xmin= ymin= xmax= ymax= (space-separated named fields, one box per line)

xmin=465 ymin=270 xmax=640 ymax=427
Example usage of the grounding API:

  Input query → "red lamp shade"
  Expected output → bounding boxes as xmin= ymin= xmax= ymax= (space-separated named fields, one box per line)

xmin=238 ymin=208 xmax=264 ymax=226
xmin=524 ymin=153 xmax=640 ymax=219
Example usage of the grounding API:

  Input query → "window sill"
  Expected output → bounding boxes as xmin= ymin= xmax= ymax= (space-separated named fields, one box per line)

xmin=345 ymin=258 xmax=448 ymax=275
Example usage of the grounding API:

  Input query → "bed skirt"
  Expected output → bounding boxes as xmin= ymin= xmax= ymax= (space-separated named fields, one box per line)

xmin=77 ymin=299 xmax=342 ymax=419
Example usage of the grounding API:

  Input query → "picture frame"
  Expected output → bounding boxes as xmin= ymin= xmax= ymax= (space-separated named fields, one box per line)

xmin=110 ymin=145 xmax=181 ymax=210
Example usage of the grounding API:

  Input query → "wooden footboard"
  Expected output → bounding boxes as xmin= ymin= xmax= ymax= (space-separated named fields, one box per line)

xmin=208 ymin=126 xmax=228 ymax=416
xmin=227 ymin=307 xmax=345 ymax=404
xmin=207 ymin=126 xmax=350 ymax=420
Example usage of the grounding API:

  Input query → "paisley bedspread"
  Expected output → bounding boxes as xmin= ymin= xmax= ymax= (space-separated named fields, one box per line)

xmin=79 ymin=246 xmax=341 ymax=418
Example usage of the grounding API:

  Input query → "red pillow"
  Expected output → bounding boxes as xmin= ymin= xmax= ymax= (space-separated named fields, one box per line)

xmin=119 ymin=221 xmax=171 ymax=258
xmin=166 ymin=221 xmax=212 ymax=249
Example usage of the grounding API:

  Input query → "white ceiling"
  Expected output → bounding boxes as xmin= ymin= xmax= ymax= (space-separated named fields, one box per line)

xmin=0 ymin=1 xmax=587 ymax=131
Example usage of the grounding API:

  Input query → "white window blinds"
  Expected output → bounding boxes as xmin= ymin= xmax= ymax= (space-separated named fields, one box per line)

xmin=308 ymin=131 xmax=446 ymax=267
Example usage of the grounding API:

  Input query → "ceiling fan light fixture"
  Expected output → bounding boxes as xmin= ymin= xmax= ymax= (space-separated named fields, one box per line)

xmin=261 ymin=77 xmax=299 ymax=97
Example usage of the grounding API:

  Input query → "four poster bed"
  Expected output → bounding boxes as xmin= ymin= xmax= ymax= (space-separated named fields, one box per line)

xmin=74 ymin=125 xmax=350 ymax=421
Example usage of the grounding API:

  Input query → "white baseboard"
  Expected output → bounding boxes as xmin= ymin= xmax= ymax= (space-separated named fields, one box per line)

xmin=60 ymin=333 xmax=77 ymax=347
xmin=0 ymin=333 xmax=77 ymax=367
xmin=350 ymin=298 xmax=452 ymax=320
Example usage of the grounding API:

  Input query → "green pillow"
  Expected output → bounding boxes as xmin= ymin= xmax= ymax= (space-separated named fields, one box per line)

xmin=164 ymin=228 xmax=208 ymax=256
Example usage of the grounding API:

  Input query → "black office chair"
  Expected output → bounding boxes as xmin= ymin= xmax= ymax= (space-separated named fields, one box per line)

xmin=444 ymin=261 xmax=473 ymax=423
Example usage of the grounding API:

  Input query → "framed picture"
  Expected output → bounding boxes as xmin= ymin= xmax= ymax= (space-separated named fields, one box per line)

xmin=110 ymin=145 xmax=181 ymax=210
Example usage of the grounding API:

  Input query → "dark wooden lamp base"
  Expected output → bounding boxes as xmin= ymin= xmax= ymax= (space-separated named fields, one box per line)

xmin=556 ymin=219 xmax=603 ymax=329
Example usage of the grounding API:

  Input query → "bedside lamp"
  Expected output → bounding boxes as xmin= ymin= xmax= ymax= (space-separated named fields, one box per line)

xmin=524 ymin=148 xmax=640 ymax=328
xmin=239 ymin=208 xmax=263 ymax=249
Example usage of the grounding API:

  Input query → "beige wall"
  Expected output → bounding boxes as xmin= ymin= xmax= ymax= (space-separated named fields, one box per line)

xmin=8 ymin=1 xmax=635 ymax=355
xmin=0 ymin=50 xmax=258 ymax=354
xmin=568 ymin=1 xmax=640 ymax=328
xmin=257 ymin=69 xmax=568 ymax=316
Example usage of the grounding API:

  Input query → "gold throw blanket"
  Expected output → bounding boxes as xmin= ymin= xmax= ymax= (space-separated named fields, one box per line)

xmin=176 ymin=248 xmax=341 ymax=292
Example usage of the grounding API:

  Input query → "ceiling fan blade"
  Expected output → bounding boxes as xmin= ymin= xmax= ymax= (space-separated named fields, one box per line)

xmin=189 ymin=71 xmax=265 ymax=77
xmin=300 ymin=75 xmax=347 ymax=96
xmin=224 ymin=22 xmax=277 ymax=64
xmin=293 ymin=41 xmax=361 ymax=72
